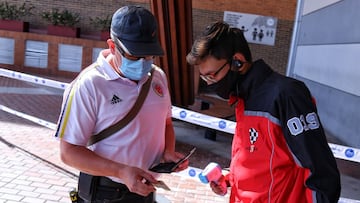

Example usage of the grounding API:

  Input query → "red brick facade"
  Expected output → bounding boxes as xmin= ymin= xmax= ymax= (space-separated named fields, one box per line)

xmin=4 ymin=0 xmax=295 ymax=73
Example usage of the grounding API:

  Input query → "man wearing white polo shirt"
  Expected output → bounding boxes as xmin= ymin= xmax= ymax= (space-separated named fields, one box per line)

xmin=55 ymin=5 xmax=188 ymax=203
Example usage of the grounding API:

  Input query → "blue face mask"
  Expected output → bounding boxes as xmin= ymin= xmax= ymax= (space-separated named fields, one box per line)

xmin=119 ymin=56 xmax=153 ymax=80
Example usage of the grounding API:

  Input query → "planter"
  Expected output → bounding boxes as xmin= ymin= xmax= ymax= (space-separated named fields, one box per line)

xmin=0 ymin=19 xmax=29 ymax=32
xmin=47 ymin=25 xmax=80 ymax=38
xmin=100 ymin=30 xmax=110 ymax=40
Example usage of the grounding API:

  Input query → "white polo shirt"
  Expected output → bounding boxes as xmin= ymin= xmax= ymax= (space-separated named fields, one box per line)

xmin=55 ymin=49 xmax=172 ymax=182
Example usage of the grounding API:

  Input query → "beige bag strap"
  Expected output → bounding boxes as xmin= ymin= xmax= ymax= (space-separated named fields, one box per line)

xmin=87 ymin=68 xmax=155 ymax=146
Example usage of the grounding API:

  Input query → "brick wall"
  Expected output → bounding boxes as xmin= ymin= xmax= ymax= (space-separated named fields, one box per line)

xmin=192 ymin=0 xmax=296 ymax=20
xmin=2 ymin=0 xmax=296 ymax=75
xmin=0 ymin=30 xmax=107 ymax=78
xmin=3 ymin=0 xmax=149 ymax=35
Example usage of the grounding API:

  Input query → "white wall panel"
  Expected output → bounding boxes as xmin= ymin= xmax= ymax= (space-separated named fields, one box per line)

xmin=24 ymin=40 xmax=48 ymax=68
xmin=294 ymin=43 xmax=360 ymax=96
xmin=58 ymin=44 xmax=82 ymax=72
xmin=0 ymin=37 xmax=15 ymax=65
xmin=92 ymin=48 xmax=102 ymax=63
xmin=303 ymin=0 xmax=341 ymax=15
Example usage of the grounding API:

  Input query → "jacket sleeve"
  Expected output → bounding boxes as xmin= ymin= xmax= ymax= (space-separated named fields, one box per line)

xmin=278 ymin=80 xmax=341 ymax=203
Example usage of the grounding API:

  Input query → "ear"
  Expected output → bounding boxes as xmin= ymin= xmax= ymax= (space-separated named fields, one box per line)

xmin=231 ymin=59 xmax=243 ymax=71
xmin=233 ymin=53 xmax=247 ymax=63
xmin=230 ymin=53 xmax=247 ymax=71
xmin=231 ymin=53 xmax=251 ymax=74
xmin=107 ymin=39 xmax=116 ymax=54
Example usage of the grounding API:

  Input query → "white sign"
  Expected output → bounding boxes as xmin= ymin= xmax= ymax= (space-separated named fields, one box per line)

xmin=224 ymin=11 xmax=278 ymax=46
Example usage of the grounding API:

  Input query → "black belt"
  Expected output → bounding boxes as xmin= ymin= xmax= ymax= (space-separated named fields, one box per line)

xmin=98 ymin=176 xmax=128 ymax=190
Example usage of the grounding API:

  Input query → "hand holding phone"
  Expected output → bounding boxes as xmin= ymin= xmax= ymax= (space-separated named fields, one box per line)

xmin=149 ymin=147 xmax=196 ymax=173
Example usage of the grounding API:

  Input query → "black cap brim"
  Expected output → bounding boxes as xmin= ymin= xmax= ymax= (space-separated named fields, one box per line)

xmin=114 ymin=37 xmax=164 ymax=56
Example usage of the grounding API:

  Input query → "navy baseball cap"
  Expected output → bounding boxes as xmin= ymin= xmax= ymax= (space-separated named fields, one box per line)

xmin=110 ymin=5 xmax=164 ymax=56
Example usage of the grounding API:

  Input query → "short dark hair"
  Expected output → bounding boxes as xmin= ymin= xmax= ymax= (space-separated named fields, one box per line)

xmin=186 ymin=21 xmax=252 ymax=65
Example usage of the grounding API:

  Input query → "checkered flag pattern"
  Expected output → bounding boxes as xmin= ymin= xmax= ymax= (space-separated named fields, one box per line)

xmin=249 ymin=128 xmax=258 ymax=144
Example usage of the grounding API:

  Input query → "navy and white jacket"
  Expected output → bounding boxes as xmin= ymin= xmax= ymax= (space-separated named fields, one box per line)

xmin=227 ymin=59 xmax=341 ymax=203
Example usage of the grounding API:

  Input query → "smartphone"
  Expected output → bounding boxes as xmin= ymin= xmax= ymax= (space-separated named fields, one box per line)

xmin=171 ymin=147 xmax=196 ymax=170
xmin=149 ymin=147 xmax=196 ymax=173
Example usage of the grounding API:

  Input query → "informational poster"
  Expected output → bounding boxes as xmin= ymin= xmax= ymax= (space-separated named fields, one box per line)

xmin=223 ymin=11 xmax=278 ymax=46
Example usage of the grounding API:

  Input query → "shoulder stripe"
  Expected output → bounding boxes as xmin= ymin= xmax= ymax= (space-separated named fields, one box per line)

xmin=57 ymin=86 xmax=76 ymax=138
xmin=55 ymin=64 xmax=98 ymax=138
xmin=244 ymin=110 xmax=281 ymax=126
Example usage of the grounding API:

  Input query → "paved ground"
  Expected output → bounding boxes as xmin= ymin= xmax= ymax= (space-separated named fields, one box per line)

xmin=0 ymin=75 xmax=360 ymax=203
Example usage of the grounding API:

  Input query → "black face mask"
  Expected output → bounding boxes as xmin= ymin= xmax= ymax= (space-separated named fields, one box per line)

xmin=206 ymin=70 xmax=239 ymax=99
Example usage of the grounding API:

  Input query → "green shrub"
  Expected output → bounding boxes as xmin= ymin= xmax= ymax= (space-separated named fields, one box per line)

xmin=0 ymin=2 xmax=34 ymax=20
xmin=41 ymin=8 xmax=80 ymax=26
xmin=89 ymin=15 xmax=111 ymax=31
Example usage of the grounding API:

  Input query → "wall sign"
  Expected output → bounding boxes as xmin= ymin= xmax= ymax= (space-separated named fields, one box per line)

xmin=223 ymin=11 xmax=278 ymax=46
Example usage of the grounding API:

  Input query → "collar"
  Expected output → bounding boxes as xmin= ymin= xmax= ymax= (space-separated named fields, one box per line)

xmin=235 ymin=59 xmax=274 ymax=100
xmin=96 ymin=49 xmax=120 ymax=81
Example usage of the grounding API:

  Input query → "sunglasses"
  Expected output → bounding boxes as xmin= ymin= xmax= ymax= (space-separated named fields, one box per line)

xmin=199 ymin=60 xmax=228 ymax=84
xmin=113 ymin=41 xmax=153 ymax=61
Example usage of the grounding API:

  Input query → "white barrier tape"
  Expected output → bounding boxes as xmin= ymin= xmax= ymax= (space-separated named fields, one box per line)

xmin=174 ymin=166 xmax=203 ymax=181
xmin=1 ymin=68 xmax=360 ymax=202
xmin=172 ymin=104 xmax=360 ymax=164
xmin=0 ymin=104 xmax=57 ymax=130
xmin=338 ymin=197 xmax=360 ymax=203
xmin=339 ymin=198 xmax=360 ymax=203
xmin=1 ymin=67 xmax=360 ymax=164
xmin=172 ymin=106 xmax=236 ymax=134
xmin=329 ymin=143 xmax=360 ymax=163
xmin=0 ymin=68 xmax=69 ymax=90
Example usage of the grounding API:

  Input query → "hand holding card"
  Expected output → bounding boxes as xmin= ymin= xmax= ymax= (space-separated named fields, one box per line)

xmin=153 ymin=180 xmax=171 ymax=191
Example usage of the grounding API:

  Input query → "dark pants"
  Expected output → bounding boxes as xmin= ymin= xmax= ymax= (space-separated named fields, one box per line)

xmin=78 ymin=174 xmax=154 ymax=203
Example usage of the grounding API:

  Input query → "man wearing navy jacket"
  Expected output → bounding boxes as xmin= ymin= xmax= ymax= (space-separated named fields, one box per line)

xmin=187 ymin=21 xmax=341 ymax=203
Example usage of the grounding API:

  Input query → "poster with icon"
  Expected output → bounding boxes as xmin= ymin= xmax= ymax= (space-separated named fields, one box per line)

xmin=223 ymin=11 xmax=278 ymax=46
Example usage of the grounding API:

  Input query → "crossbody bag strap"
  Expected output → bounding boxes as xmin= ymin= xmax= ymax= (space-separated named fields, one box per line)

xmin=87 ymin=68 xmax=155 ymax=146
